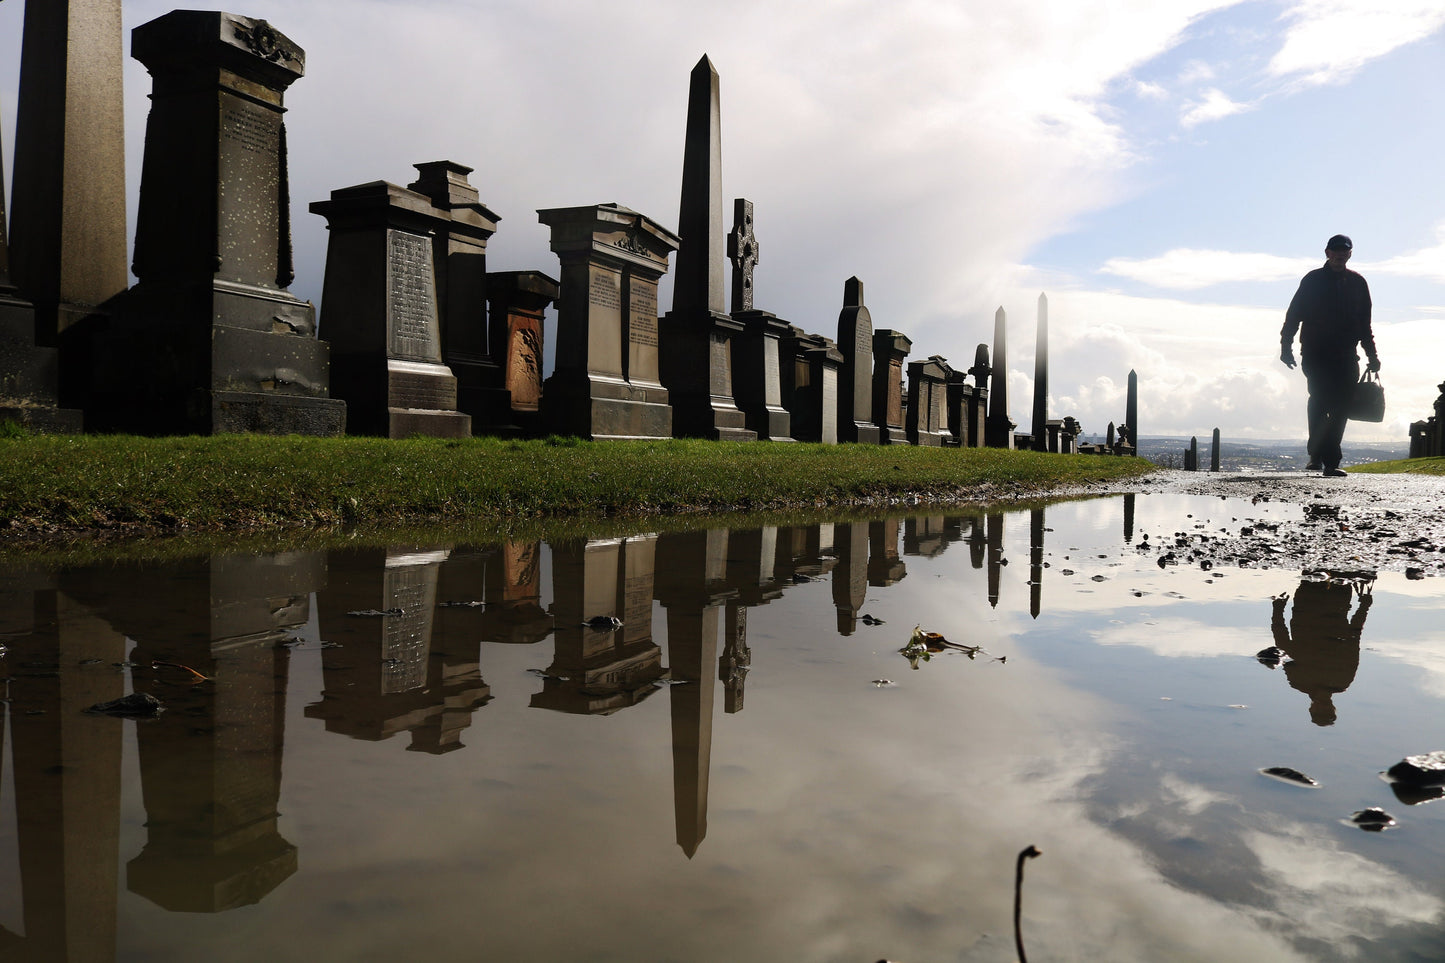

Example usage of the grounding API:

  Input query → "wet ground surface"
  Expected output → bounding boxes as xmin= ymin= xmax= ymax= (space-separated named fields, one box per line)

xmin=1101 ymin=470 xmax=1445 ymax=578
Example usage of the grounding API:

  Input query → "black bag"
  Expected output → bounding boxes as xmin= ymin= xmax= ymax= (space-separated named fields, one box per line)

xmin=1349 ymin=370 xmax=1385 ymax=422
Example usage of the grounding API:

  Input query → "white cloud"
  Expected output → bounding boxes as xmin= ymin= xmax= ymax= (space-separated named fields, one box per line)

xmin=1101 ymin=249 xmax=1315 ymax=289
xmin=1364 ymin=223 xmax=1445 ymax=283
xmin=1180 ymin=87 xmax=1253 ymax=127
xmin=1178 ymin=59 xmax=1219 ymax=84
xmin=1269 ymin=0 xmax=1445 ymax=86
xmin=1135 ymin=80 xmax=1170 ymax=99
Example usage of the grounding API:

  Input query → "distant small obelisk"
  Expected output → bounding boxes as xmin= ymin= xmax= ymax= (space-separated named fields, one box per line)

xmin=1031 ymin=292 xmax=1049 ymax=451
xmin=986 ymin=306 xmax=1014 ymax=448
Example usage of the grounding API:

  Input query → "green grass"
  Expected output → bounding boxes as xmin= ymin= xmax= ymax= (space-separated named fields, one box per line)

xmin=0 ymin=433 xmax=1154 ymax=541
xmin=1349 ymin=456 xmax=1445 ymax=475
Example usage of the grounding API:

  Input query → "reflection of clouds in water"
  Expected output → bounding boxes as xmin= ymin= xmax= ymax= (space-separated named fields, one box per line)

xmin=1244 ymin=824 xmax=1443 ymax=950
xmin=1370 ymin=636 xmax=1445 ymax=700
xmin=1088 ymin=614 xmax=1257 ymax=659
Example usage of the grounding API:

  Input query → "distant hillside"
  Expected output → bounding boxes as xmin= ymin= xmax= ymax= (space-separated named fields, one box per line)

xmin=1079 ymin=435 xmax=1411 ymax=471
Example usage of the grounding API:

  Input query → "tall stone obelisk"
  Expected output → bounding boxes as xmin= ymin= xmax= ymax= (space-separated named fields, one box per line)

xmin=8 ymin=0 xmax=129 ymax=344
xmin=1030 ymin=292 xmax=1048 ymax=451
xmin=658 ymin=55 xmax=755 ymax=441
xmin=1126 ymin=368 xmax=1139 ymax=454
xmin=985 ymin=306 xmax=1014 ymax=448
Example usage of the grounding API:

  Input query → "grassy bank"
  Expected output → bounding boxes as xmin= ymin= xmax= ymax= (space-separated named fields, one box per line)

xmin=1350 ymin=456 xmax=1445 ymax=475
xmin=0 ymin=433 xmax=1154 ymax=539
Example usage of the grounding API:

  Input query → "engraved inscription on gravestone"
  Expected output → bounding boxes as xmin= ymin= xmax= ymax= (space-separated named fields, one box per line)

xmin=382 ymin=562 xmax=434 ymax=693
xmin=629 ymin=284 xmax=658 ymax=348
xmin=387 ymin=229 xmax=442 ymax=363
xmin=217 ymin=97 xmax=281 ymax=286
xmin=590 ymin=271 xmax=622 ymax=311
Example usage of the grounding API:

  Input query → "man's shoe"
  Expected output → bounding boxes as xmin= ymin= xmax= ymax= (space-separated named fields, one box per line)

xmin=1306 ymin=460 xmax=1322 ymax=470
xmin=1323 ymin=467 xmax=1347 ymax=477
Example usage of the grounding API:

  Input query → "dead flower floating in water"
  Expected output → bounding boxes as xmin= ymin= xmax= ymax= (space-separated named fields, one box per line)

xmin=899 ymin=625 xmax=987 ymax=669
xmin=151 ymin=660 xmax=212 ymax=684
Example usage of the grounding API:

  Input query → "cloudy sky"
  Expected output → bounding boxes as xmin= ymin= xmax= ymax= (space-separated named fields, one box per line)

xmin=4 ymin=0 xmax=1445 ymax=444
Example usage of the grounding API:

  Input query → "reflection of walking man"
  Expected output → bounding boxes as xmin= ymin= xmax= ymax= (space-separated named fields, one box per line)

xmin=1270 ymin=575 xmax=1372 ymax=726
xmin=1280 ymin=235 xmax=1380 ymax=477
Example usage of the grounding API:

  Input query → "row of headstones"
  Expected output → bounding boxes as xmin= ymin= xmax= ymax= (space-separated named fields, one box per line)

xmin=0 ymin=8 xmax=1133 ymax=449
xmin=1407 ymin=382 xmax=1445 ymax=458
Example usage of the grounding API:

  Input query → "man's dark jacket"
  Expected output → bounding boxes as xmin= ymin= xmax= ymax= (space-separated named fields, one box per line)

xmin=1281 ymin=265 xmax=1376 ymax=363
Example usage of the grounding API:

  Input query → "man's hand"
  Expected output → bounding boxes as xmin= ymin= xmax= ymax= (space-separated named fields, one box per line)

xmin=1281 ymin=347 xmax=1296 ymax=369
xmin=1366 ymin=357 xmax=1381 ymax=373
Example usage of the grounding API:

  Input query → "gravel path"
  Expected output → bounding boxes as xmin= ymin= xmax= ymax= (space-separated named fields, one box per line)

xmin=1099 ymin=470 xmax=1445 ymax=579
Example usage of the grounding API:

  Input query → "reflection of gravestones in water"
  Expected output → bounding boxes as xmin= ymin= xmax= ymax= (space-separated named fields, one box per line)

xmin=533 ymin=536 xmax=664 ymax=714
xmin=311 ymin=179 xmax=472 ymax=437
xmin=85 ymin=12 xmax=345 ymax=435
xmin=0 ymin=579 xmax=125 ymax=958
xmin=987 ymin=513 xmax=1005 ymax=608
xmin=434 ymin=541 xmax=554 ymax=647
xmin=309 ymin=548 xmax=491 ymax=753
xmin=872 ymin=329 xmax=911 ymax=445
xmin=58 ymin=551 xmax=323 ymax=912
xmin=1029 ymin=508 xmax=1045 ymax=620
xmin=867 ymin=519 xmax=907 ymax=588
xmin=538 ymin=204 xmax=678 ymax=439
xmin=771 ymin=523 xmax=840 ymax=584
xmin=1270 ymin=576 xmax=1370 ymax=727
xmin=904 ymin=516 xmax=949 ymax=559
xmin=831 ymin=522 xmax=869 ymax=636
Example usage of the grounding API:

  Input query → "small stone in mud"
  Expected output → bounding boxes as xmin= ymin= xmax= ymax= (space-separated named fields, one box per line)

xmin=1347 ymin=807 xmax=1397 ymax=832
xmin=1386 ymin=751 xmax=1445 ymax=787
xmin=860 ymin=614 xmax=886 ymax=625
xmin=1260 ymin=766 xmax=1320 ymax=787
xmin=85 ymin=692 xmax=164 ymax=718
xmin=1406 ymin=568 xmax=1426 ymax=580
xmin=582 ymin=616 xmax=623 ymax=630
xmin=1255 ymin=646 xmax=1284 ymax=668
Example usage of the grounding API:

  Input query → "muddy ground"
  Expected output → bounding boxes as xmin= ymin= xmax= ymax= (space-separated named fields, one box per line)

xmin=1097 ymin=469 xmax=1445 ymax=579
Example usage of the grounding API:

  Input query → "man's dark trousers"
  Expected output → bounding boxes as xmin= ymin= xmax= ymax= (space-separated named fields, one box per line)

xmin=1303 ymin=353 xmax=1358 ymax=470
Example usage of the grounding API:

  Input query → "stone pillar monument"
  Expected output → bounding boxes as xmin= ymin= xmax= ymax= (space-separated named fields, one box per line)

xmin=985 ymin=307 xmax=1015 ymax=448
xmin=1211 ymin=427 xmax=1221 ymax=472
xmin=836 ymin=277 xmax=882 ymax=443
xmin=1031 ymin=292 xmax=1049 ymax=451
xmin=659 ymin=56 xmax=754 ymax=441
xmin=311 ymin=180 xmax=473 ymax=438
xmin=1126 ymin=368 xmax=1139 ymax=454
xmin=1 ymin=102 xmax=82 ymax=431
xmin=964 ymin=343 xmax=990 ymax=447
xmin=538 ymin=203 xmax=678 ymax=439
xmin=871 ymin=329 xmax=911 ymax=444
xmin=8 ymin=0 xmax=129 ymax=345
xmin=87 ymin=11 xmax=345 ymax=435
xmin=726 ymin=198 xmax=793 ymax=440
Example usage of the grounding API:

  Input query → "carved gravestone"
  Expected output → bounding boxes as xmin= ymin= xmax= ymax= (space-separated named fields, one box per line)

xmin=907 ymin=355 xmax=950 ymax=446
xmin=944 ymin=368 xmax=972 ymax=447
xmin=871 ymin=329 xmax=911 ymax=445
xmin=781 ymin=326 xmax=842 ymax=444
xmin=86 ymin=11 xmax=344 ymax=435
xmin=538 ymin=204 xmax=678 ymax=439
xmin=836 ymin=277 xmax=882 ymax=443
xmin=0 ymin=103 xmax=82 ymax=431
xmin=726 ymin=199 xmax=792 ymax=440
xmin=486 ymin=271 xmax=559 ymax=435
xmin=659 ymin=56 xmax=755 ymax=442
xmin=311 ymin=180 xmax=472 ymax=437
xmin=405 ymin=161 xmax=502 ymax=426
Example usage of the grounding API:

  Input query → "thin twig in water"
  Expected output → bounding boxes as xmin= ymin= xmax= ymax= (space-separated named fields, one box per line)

xmin=1015 ymin=844 xmax=1041 ymax=963
xmin=151 ymin=660 xmax=212 ymax=683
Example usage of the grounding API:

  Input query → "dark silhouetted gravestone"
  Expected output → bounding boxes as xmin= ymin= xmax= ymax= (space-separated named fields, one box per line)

xmin=486 ymin=270 xmax=559 ymax=435
xmin=311 ymin=180 xmax=472 ymax=438
xmin=8 ymin=0 xmax=128 ymax=349
xmin=1126 ymin=368 xmax=1139 ymax=456
xmin=727 ymin=199 xmax=792 ymax=441
xmin=871 ymin=329 xmax=910 ymax=445
xmin=951 ymin=343 xmax=990 ymax=447
xmin=985 ymin=306 xmax=1014 ymax=448
xmin=538 ymin=204 xmax=677 ymax=439
xmin=83 ymin=11 xmax=344 ymax=435
xmin=836 ymin=277 xmax=881 ymax=444
xmin=1031 ymin=292 xmax=1049 ymax=451
xmin=658 ymin=56 xmax=754 ymax=442
xmin=405 ymin=161 xmax=502 ymax=426
xmin=907 ymin=355 xmax=950 ymax=446
xmin=0 ymin=101 xmax=82 ymax=432
xmin=780 ymin=327 xmax=842 ymax=444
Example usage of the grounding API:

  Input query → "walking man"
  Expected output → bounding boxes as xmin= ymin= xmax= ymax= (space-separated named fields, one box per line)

xmin=1280 ymin=234 xmax=1380 ymax=477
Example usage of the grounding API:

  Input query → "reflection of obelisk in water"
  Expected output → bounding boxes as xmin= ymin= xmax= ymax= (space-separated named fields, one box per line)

xmin=966 ymin=515 xmax=986 ymax=569
xmin=832 ymin=521 xmax=868 ymax=635
xmin=1029 ymin=508 xmax=1045 ymax=619
xmin=987 ymin=512 xmax=1004 ymax=607
xmin=1031 ymin=293 xmax=1048 ymax=452
xmin=655 ymin=529 xmax=732 ymax=858
xmin=1 ymin=584 xmax=125 ymax=960
xmin=1123 ymin=493 xmax=1136 ymax=544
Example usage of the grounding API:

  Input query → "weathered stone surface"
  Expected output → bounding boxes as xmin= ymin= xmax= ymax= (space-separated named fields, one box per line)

xmin=836 ymin=277 xmax=880 ymax=444
xmin=781 ymin=326 xmax=841 ymax=444
xmin=86 ymin=692 xmax=165 ymax=718
xmin=483 ymin=270 xmax=558 ymax=435
xmin=907 ymin=355 xmax=951 ymax=446
xmin=1388 ymin=751 xmax=1445 ymax=786
xmin=871 ymin=329 xmax=910 ymax=445
xmin=727 ymin=199 xmax=791 ymax=441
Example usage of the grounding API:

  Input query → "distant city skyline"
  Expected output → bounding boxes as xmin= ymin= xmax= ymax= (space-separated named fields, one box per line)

xmin=4 ymin=0 xmax=1443 ymax=445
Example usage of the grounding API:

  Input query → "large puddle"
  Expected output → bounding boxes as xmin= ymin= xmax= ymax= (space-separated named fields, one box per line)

xmin=2 ymin=492 xmax=1442 ymax=961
